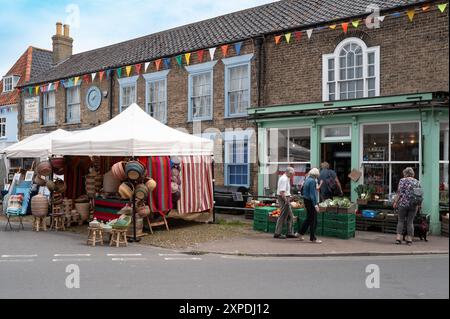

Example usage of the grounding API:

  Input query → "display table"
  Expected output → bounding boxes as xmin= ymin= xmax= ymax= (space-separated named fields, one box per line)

xmin=94 ymin=198 xmax=129 ymax=222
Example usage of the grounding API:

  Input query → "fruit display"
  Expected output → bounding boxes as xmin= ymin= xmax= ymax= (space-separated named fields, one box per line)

xmin=291 ymin=201 xmax=304 ymax=209
xmin=269 ymin=209 xmax=281 ymax=217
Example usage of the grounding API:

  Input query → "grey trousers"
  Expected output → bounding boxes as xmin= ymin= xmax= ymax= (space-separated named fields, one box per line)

xmin=397 ymin=205 xmax=418 ymax=237
xmin=275 ymin=196 xmax=294 ymax=236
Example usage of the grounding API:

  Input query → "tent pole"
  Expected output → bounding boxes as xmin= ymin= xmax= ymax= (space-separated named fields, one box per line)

xmin=212 ymin=156 xmax=216 ymax=224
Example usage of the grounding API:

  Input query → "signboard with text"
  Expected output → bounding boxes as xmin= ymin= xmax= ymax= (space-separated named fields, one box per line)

xmin=24 ymin=97 xmax=40 ymax=123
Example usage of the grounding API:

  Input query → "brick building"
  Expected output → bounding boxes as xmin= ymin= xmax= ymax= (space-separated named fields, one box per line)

xmin=18 ymin=0 xmax=448 ymax=231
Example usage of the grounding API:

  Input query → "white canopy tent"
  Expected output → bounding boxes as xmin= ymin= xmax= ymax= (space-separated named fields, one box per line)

xmin=51 ymin=103 xmax=214 ymax=156
xmin=4 ymin=129 xmax=74 ymax=159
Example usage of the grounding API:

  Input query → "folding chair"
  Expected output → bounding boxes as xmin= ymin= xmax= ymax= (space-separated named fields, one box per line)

xmin=5 ymin=181 xmax=32 ymax=231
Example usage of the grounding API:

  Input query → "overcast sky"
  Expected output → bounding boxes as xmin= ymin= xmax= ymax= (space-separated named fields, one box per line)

xmin=0 ymin=0 xmax=277 ymax=77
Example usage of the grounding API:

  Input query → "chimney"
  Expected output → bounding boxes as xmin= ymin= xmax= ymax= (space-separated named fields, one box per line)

xmin=52 ymin=22 xmax=73 ymax=65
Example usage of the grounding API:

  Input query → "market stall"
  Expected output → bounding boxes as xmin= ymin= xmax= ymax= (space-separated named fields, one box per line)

xmin=51 ymin=103 xmax=214 ymax=240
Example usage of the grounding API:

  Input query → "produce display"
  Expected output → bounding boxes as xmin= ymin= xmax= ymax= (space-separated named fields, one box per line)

xmin=319 ymin=197 xmax=353 ymax=208
xmin=355 ymin=184 xmax=376 ymax=200
xmin=269 ymin=209 xmax=281 ymax=217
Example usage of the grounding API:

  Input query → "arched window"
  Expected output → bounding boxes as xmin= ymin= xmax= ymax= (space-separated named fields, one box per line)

xmin=323 ymin=38 xmax=379 ymax=101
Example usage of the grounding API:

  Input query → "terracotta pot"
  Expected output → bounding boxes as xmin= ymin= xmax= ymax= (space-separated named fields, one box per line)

xmin=125 ymin=161 xmax=145 ymax=180
xmin=34 ymin=175 xmax=47 ymax=186
xmin=46 ymin=180 xmax=56 ymax=191
xmin=31 ymin=194 xmax=49 ymax=217
xmin=103 ymin=171 xmax=120 ymax=193
xmin=50 ymin=157 xmax=65 ymax=169
xmin=145 ymin=178 xmax=157 ymax=192
xmin=54 ymin=179 xmax=66 ymax=193
xmin=137 ymin=205 xmax=151 ymax=218
xmin=36 ymin=161 xmax=52 ymax=177
xmin=118 ymin=182 xmax=134 ymax=200
xmin=111 ymin=161 xmax=126 ymax=181
xmin=135 ymin=184 xmax=149 ymax=200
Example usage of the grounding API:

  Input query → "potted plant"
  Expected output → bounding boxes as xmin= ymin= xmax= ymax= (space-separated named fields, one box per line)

xmin=355 ymin=184 xmax=375 ymax=205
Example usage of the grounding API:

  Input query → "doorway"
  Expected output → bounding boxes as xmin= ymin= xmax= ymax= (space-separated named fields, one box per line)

xmin=321 ymin=142 xmax=351 ymax=197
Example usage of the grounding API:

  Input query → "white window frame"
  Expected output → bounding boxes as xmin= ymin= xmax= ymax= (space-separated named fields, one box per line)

xmin=143 ymin=70 xmax=169 ymax=124
xmin=0 ymin=117 xmax=6 ymax=138
xmin=224 ymin=134 xmax=251 ymax=187
xmin=42 ymin=91 xmax=56 ymax=125
xmin=186 ymin=61 xmax=217 ymax=122
xmin=360 ymin=121 xmax=422 ymax=195
xmin=222 ymin=54 xmax=253 ymax=118
xmin=321 ymin=125 xmax=352 ymax=142
xmin=118 ymin=75 xmax=139 ymax=113
xmin=322 ymin=37 xmax=380 ymax=101
xmin=2 ymin=76 xmax=20 ymax=93
xmin=66 ymin=86 xmax=81 ymax=123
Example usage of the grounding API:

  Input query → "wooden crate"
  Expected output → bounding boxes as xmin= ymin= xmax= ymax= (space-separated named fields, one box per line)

xmin=442 ymin=215 xmax=449 ymax=237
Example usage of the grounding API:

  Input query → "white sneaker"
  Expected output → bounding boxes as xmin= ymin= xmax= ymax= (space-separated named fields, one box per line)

xmin=311 ymin=239 xmax=322 ymax=244
xmin=295 ymin=233 xmax=305 ymax=241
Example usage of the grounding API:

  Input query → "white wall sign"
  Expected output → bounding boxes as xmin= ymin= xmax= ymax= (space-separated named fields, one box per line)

xmin=24 ymin=97 xmax=40 ymax=123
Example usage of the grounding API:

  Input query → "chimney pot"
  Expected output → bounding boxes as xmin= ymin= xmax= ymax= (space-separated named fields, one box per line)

xmin=56 ymin=22 xmax=63 ymax=36
xmin=63 ymin=24 xmax=70 ymax=37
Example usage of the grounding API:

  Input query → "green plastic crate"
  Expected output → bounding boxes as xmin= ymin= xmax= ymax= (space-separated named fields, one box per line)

xmin=324 ymin=211 xmax=356 ymax=222
xmin=254 ymin=207 xmax=276 ymax=220
xmin=323 ymin=219 xmax=356 ymax=232
xmin=323 ymin=227 xmax=355 ymax=239
xmin=293 ymin=208 xmax=306 ymax=219
xmin=267 ymin=221 xmax=299 ymax=234
xmin=253 ymin=219 xmax=268 ymax=232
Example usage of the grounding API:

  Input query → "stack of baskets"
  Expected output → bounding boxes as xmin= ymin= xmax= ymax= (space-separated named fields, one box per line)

xmin=62 ymin=199 xmax=73 ymax=226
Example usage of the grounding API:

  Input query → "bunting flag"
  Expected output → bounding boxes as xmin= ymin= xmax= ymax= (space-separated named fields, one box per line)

xmin=274 ymin=35 xmax=282 ymax=44
xmin=234 ymin=42 xmax=242 ymax=55
xmin=117 ymin=68 xmax=122 ymax=78
xmin=125 ymin=65 xmax=132 ymax=77
xmin=407 ymin=9 xmax=415 ymax=22
xmin=47 ymin=83 xmax=53 ymax=91
xmin=294 ymin=31 xmax=302 ymax=42
xmin=197 ymin=50 xmax=205 ymax=63
xmin=209 ymin=47 xmax=216 ymax=61
xmin=341 ymin=22 xmax=349 ymax=33
xmin=60 ymin=79 xmax=66 ymax=88
xmin=83 ymin=74 xmax=90 ymax=84
xmin=74 ymin=76 xmax=80 ymax=86
xmin=306 ymin=29 xmax=313 ymax=39
xmin=99 ymin=71 xmax=105 ymax=82
xmin=91 ymin=73 xmax=96 ymax=82
xmin=422 ymin=5 xmax=430 ymax=11
xmin=351 ymin=20 xmax=360 ymax=28
xmin=378 ymin=16 xmax=386 ymax=22
xmin=185 ymin=53 xmax=191 ymax=65
xmin=28 ymin=87 xmax=33 ymax=95
xmin=163 ymin=58 xmax=171 ymax=69
xmin=155 ymin=59 xmax=162 ymax=71
xmin=106 ymin=70 xmax=112 ymax=79
xmin=144 ymin=62 xmax=151 ymax=72
xmin=284 ymin=33 xmax=292 ymax=43
xmin=438 ymin=3 xmax=448 ymax=12
xmin=54 ymin=81 xmax=60 ymax=91
xmin=135 ymin=63 xmax=142 ymax=74
xmin=176 ymin=55 xmax=183 ymax=66
xmin=391 ymin=12 xmax=401 ymax=17
xmin=329 ymin=24 xmax=337 ymax=30
xmin=221 ymin=45 xmax=229 ymax=57
xmin=35 ymin=86 xmax=39 ymax=95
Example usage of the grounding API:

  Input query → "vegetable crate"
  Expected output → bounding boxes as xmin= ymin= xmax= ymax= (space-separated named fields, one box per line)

xmin=267 ymin=219 xmax=299 ymax=234
xmin=323 ymin=227 xmax=356 ymax=239
xmin=324 ymin=211 xmax=356 ymax=222
xmin=298 ymin=213 xmax=324 ymax=236
xmin=253 ymin=219 xmax=268 ymax=232
xmin=323 ymin=211 xmax=356 ymax=239
xmin=293 ymin=208 xmax=306 ymax=220
xmin=254 ymin=207 xmax=276 ymax=222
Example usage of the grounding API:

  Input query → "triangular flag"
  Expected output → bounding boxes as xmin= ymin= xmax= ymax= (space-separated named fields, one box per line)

xmin=329 ymin=24 xmax=337 ymax=30
xmin=144 ymin=62 xmax=151 ymax=72
xmin=234 ymin=42 xmax=243 ymax=55
xmin=163 ymin=58 xmax=171 ymax=69
xmin=135 ymin=64 xmax=142 ymax=74
xmin=175 ymin=55 xmax=183 ymax=66
xmin=117 ymin=68 xmax=122 ymax=78
xmin=391 ymin=12 xmax=401 ymax=17
xmin=407 ymin=9 xmax=415 ymax=22
xmin=83 ymin=74 xmax=90 ymax=83
xmin=378 ymin=16 xmax=386 ymax=22
xmin=352 ymin=20 xmax=360 ymax=28
xmin=40 ymin=85 xmax=45 ymax=93
xmin=74 ymin=76 xmax=80 ymax=86
xmin=106 ymin=70 xmax=112 ymax=79
xmin=125 ymin=65 xmax=132 ymax=77
xmin=274 ymin=35 xmax=282 ymax=44
xmin=91 ymin=73 xmax=96 ymax=82
xmin=208 ymin=48 xmax=216 ymax=61
xmin=185 ymin=53 xmax=191 ymax=65
xmin=28 ymin=87 xmax=33 ymax=95
xmin=306 ymin=29 xmax=313 ymax=39
xmin=284 ymin=33 xmax=292 ymax=43
xmin=294 ymin=31 xmax=302 ymax=42
xmin=99 ymin=71 xmax=105 ymax=82
xmin=54 ymin=81 xmax=59 ymax=91
xmin=35 ymin=86 xmax=39 ymax=95
xmin=341 ymin=22 xmax=349 ymax=33
xmin=155 ymin=59 xmax=162 ymax=71
xmin=48 ymin=83 xmax=53 ymax=91
xmin=422 ymin=5 xmax=430 ymax=11
xmin=221 ymin=45 xmax=229 ymax=57
xmin=438 ymin=3 xmax=448 ymax=12
xmin=197 ymin=50 xmax=205 ymax=63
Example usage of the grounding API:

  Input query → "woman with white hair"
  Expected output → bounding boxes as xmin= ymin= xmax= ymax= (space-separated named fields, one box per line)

xmin=297 ymin=167 xmax=322 ymax=243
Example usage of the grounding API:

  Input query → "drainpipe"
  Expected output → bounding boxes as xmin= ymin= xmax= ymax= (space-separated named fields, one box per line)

xmin=109 ymin=71 xmax=114 ymax=119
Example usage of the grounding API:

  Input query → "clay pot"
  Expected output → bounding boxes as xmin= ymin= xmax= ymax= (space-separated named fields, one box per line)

xmin=34 ymin=175 xmax=47 ymax=186
xmin=118 ymin=182 xmax=134 ymax=200
xmin=50 ymin=157 xmax=65 ymax=170
xmin=135 ymin=184 xmax=149 ymax=200
xmin=36 ymin=161 xmax=52 ymax=177
xmin=31 ymin=194 xmax=49 ymax=217
xmin=46 ymin=180 xmax=56 ymax=191
xmin=103 ymin=171 xmax=120 ymax=193
xmin=137 ymin=205 xmax=151 ymax=218
xmin=125 ymin=161 xmax=145 ymax=180
xmin=111 ymin=161 xmax=126 ymax=181
xmin=145 ymin=178 xmax=157 ymax=192
xmin=54 ymin=179 xmax=66 ymax=193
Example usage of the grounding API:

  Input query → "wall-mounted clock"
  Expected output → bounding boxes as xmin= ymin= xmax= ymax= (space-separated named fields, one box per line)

xmin=86 ymin=86 xmax=102 ymax=111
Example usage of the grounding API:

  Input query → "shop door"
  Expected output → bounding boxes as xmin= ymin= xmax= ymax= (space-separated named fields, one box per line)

xmin=320 ymin=142 xmax=351 ymax=197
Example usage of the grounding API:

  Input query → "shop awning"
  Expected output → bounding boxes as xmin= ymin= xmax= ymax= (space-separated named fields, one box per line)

xmin=3 ymin=129 xmax=74 ymax=159
xmin=51 ymin=103 xmax=214 ymax=156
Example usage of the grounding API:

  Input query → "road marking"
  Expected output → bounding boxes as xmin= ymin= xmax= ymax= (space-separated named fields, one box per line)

xmin=107 ymin=253 xmax=142 ymax=257
xmin=111 ymin=257 xmax=147 ymax=261
xmin=164 ymin=257 xmax=202 ymax=261
xmin=158 ymin=253 xmax=187 ymax=256
xmin=1 ymin=254 xmax=37 ymax=258
xmin=54 ymin=254 xmax=91 ymax=257
xmin=52 ymin=258 xmax=91 ymax=262
xmin=0 ymin=259 xmax=34 ymax=263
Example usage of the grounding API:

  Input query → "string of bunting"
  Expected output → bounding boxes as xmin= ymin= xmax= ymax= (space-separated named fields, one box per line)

xmin=22 ymin=2 xmax=447 ymax=96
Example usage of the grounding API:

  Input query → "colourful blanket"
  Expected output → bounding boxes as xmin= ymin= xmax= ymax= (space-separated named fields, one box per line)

xmin=141 ymin=156 xmax=172 ymax=216
xmin=178 ymin=155 xmax=213 ymax=214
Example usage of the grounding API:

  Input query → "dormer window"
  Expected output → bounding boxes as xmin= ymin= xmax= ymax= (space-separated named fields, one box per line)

xmin=2 ymin=75 xmax=20 ymax=93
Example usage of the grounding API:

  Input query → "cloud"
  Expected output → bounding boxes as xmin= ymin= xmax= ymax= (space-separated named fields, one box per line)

xmin=0 ymin=0 xmax=277 ymax=77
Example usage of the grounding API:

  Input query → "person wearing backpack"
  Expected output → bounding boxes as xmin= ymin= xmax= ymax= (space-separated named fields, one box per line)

xmin=393 ymin=167 xmax=423 ymax=246
xmin=318 ymin=162 xmax=343 ymax=201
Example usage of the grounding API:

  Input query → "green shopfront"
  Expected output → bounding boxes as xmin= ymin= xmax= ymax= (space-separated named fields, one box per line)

xmin=249 ymin=92 xmax=449 ymax=234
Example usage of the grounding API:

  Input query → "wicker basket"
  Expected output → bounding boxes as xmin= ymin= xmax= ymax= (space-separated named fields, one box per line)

xmin=31 ymin=194 xmax=49 ymax=217
xmin=54 ymin=179 xmax=66 ymax=193
xmin=34 ymin=175 xmax=47 ymax=186
xmin=125 ymin=161 xmax=145 ymax=180
xmin=75 ymin=202 xmax=91 ymax=222
xmin=36 ymin=161 xmax=52 ymax=177
xmin=145 ymin=178 xmax=157 ymax=192
xmin=135 ymin=184 xmax=149 ymax=200
xmin=103 ymin=171 xmax=120 ymax=194
xmin=112 ymin=161 xmax=126 ymax=181
xmin=119 ymin=182 xmax=134 ymax=200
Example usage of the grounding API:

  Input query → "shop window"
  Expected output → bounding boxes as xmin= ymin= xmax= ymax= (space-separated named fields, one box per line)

xmin=118 ymin=76 xmax=138 ymax=112
xmin=223 ymin=54 xmax=253 ymax=117
xmin=322 ymin=38 xmax=380 ymax=101
xmin=225 ymin=137 xmax=249 ymax=187
xmin=361 ymin=122 xmax=421 ymax=199
xmin=66 ymin=86 xmax=80 ymax=123
xmin=186 ymin=61 xmax=217 ymax=121
xmin=440 ymin=122 xmax=449 ymax=204
xmin=0 ymin=117 xmax=6 ymax=138
xmin=144 ymin=70 xmax=169 ymax=124
xmin=321 ymin=125 xmax=351 ymax=142
xmin=43 ymin=91 xmax=56 ymax=125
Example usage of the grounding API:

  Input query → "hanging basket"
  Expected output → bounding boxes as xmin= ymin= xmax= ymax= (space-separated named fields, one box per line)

xmin=118 ymin=182 xmax=134 ymax=200
xmin=46 ymin=180 xmax=56 ymax=192
xmin=145 ymin=178 xmax=157 ymax=192
xmin=135 ymin=184 xmax=149 ymax=200
xmin=137 ymin=205 xmax=151 ymax=218
xmin=54 ymin=179 xmax=66 ymax=193
xmin=50 ymin=157 xmax=65 ymax=170
xmin=125 ymin=161 xmax=145 ymax=180
xmin=111 ymin=161 xmax=126 ymax=181
xmin=103 ymin=171 xmax=120 ymax=193
xmin=34 ymin=175 xmax=47 ymax=187
xmin=36 ymin=161 xmax=52 ymax=177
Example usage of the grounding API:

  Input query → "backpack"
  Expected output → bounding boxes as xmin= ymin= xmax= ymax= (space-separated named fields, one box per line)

xmin=410 ymin=181 xmax=423 ymax=206
xmin=325 ymin=170 xmax=340 ymax=196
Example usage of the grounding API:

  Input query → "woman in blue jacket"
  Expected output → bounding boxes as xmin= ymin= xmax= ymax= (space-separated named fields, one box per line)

xmin=298 ymin=168 xmax=322 ymax=243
